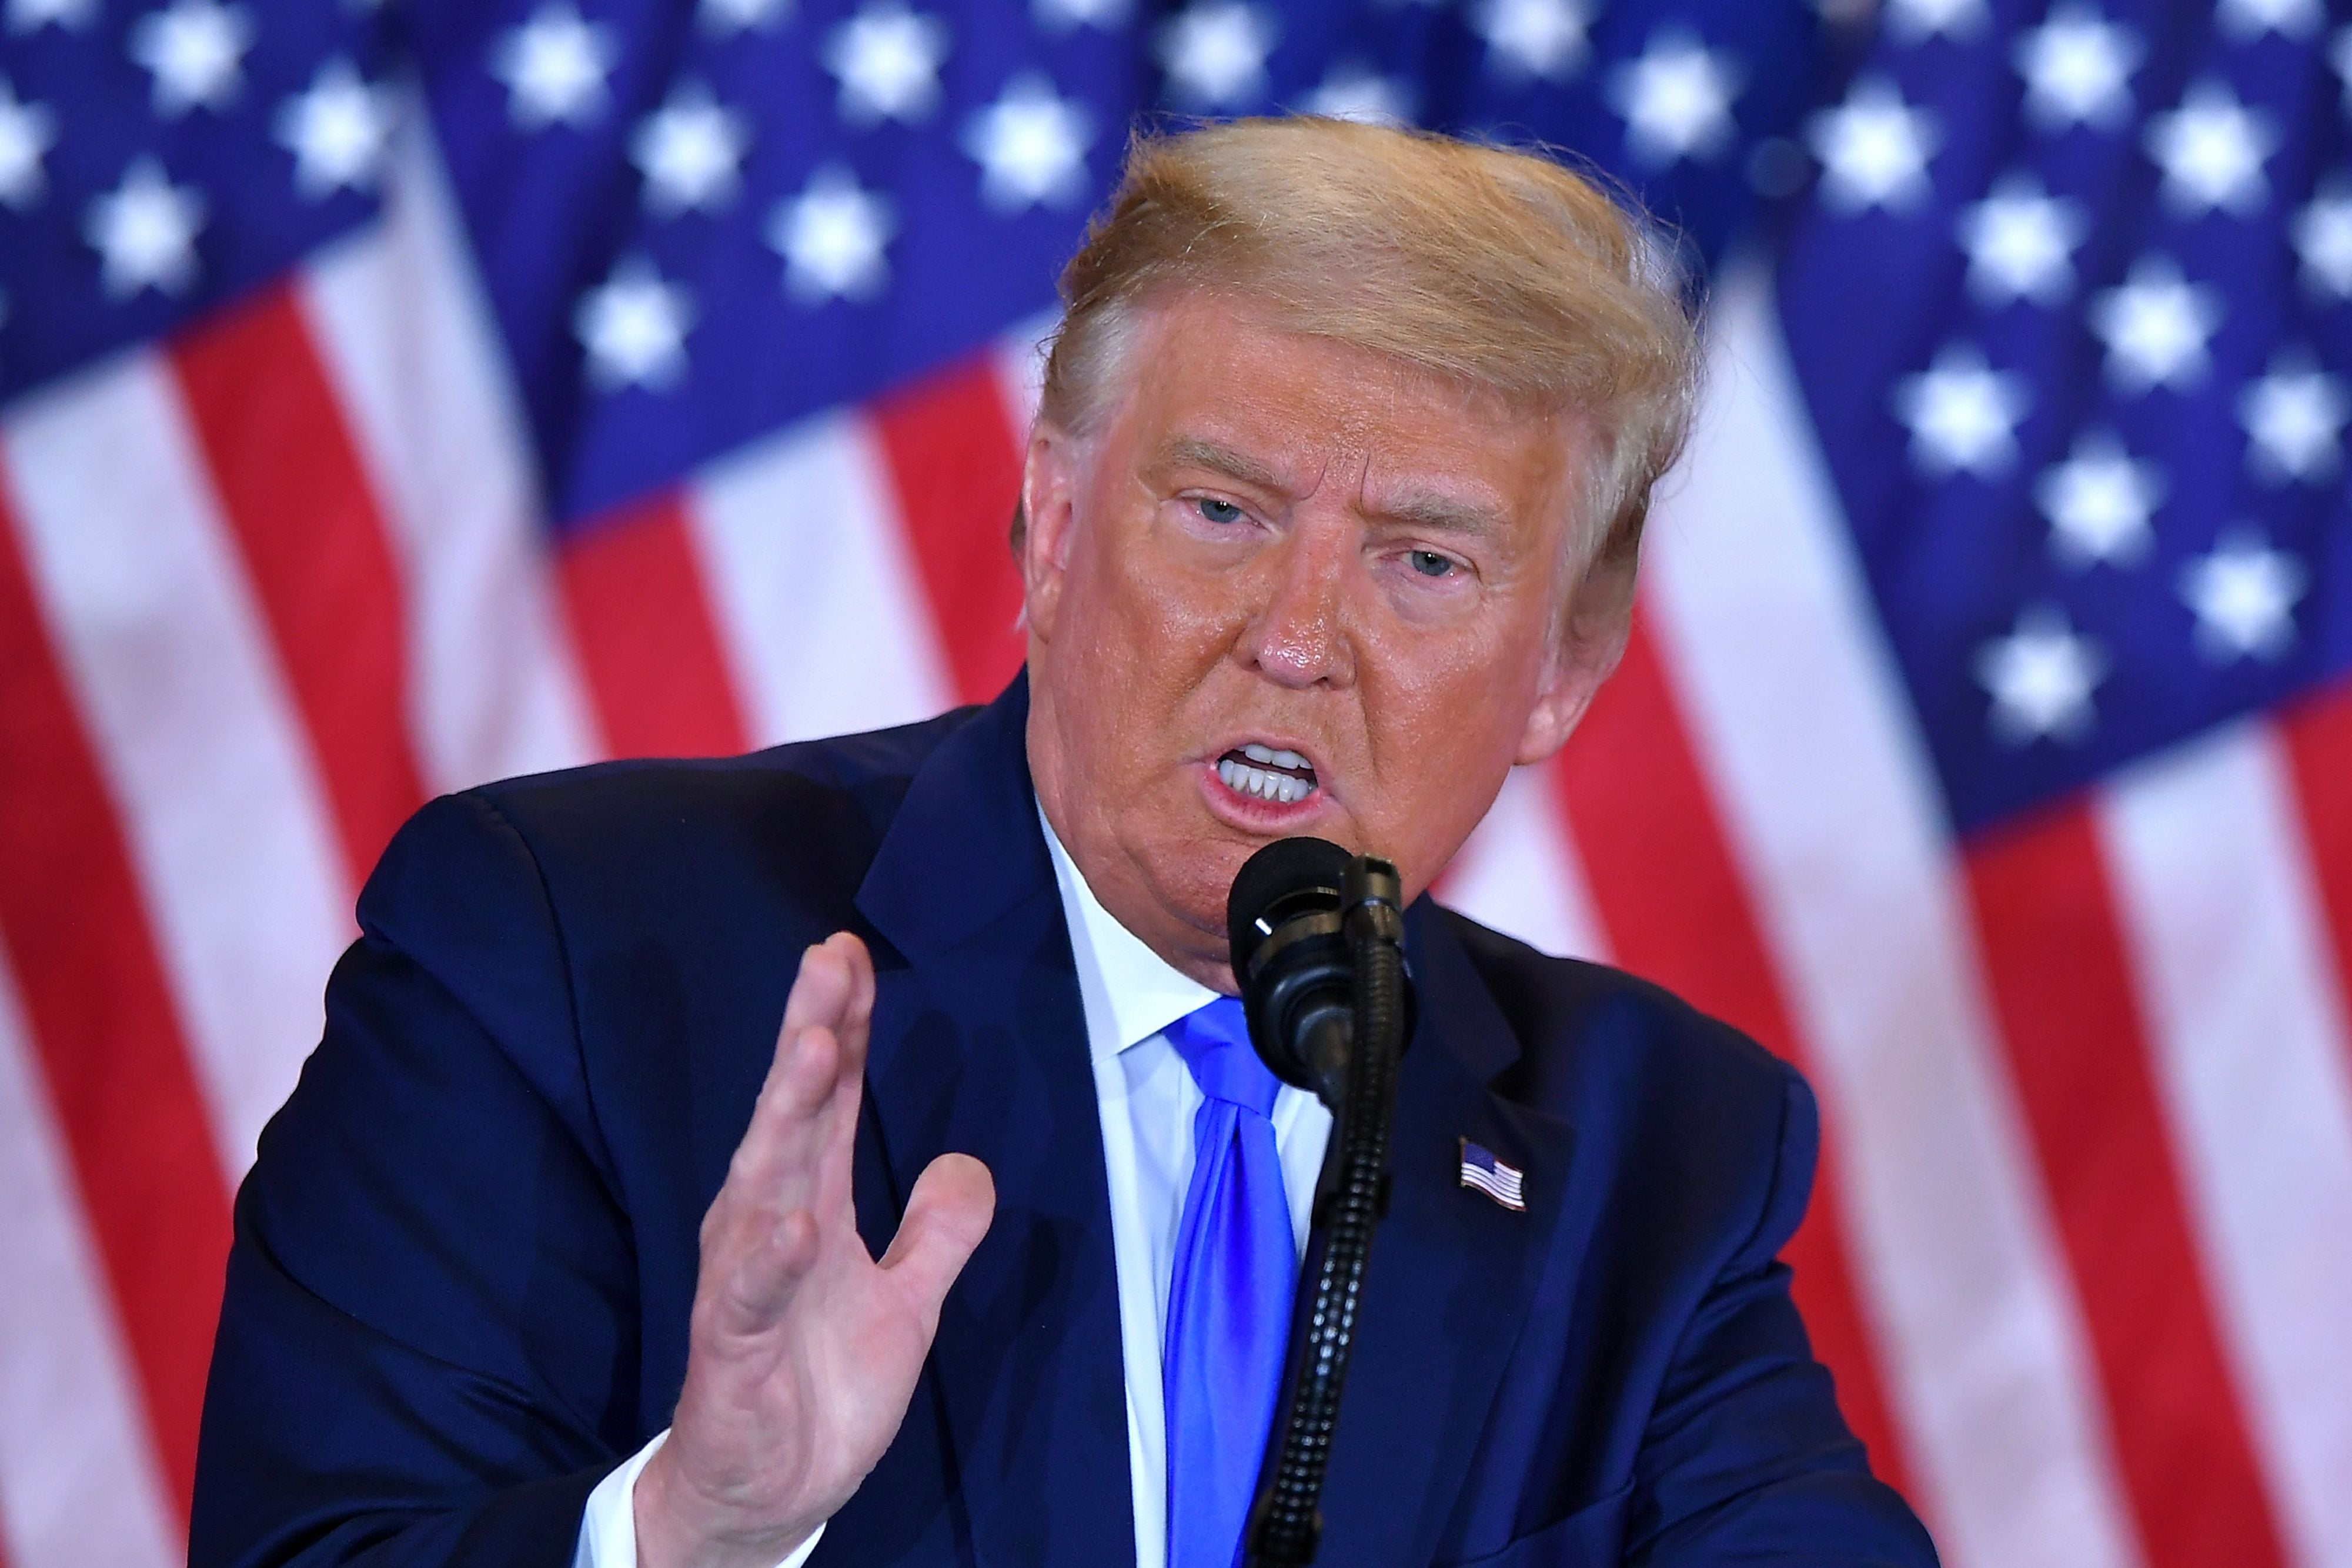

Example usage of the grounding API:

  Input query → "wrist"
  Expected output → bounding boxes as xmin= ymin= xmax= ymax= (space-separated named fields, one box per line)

xmin=632 ymin=1440 xmax=819 ymax=1568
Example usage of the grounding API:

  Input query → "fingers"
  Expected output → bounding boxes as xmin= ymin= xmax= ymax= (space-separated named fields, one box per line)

xmin=732 ymin=1015 xmax=841 ymax=1185
xmin=777 ymin=932 xmax=873 ymax=1061
xmin=736 ymin=933 xmax=873 ymax=1184
xmin=831 ymin=932 xmax=876 ymax=1074
xmin=878 ymin=1153 xmax=995 ymax=1320
xmin=699 ymin=932 xmax=877 ymax=1340
xmin=707 ymin=1205 xmax=821 ymax=1337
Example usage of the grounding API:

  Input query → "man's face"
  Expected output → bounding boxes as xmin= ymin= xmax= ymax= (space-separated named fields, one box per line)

xmin=1020 ymin=290 xmax=1613 ymax=990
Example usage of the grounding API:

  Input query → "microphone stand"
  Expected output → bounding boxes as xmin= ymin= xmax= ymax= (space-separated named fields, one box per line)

xmin=1244 ymin=857 xmax=1411 ymax=1568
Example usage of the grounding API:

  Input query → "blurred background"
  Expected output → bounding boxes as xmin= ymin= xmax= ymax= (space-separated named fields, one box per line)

xmin=1 ymin=0 xmax=2347 ymax=1564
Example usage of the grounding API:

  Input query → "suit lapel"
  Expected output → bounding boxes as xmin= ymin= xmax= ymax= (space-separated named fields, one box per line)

xmin=1312 ymin=907 xmax=1578 ymax=1568
xmin=846 ymin=676 xmax=1137 ymax=1568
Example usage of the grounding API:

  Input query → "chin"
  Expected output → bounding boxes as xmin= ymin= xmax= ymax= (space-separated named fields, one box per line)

xmin=1138 ymin=825 xmax=1252 ymax=942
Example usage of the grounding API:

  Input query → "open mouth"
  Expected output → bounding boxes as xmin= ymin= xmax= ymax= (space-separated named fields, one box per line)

xmin=1214 ymin=743 xmax=1319 ymax=806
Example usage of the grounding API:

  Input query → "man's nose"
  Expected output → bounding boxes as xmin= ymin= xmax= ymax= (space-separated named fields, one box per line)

xmin=1241 ymin=523 xmax=1357 ymax=689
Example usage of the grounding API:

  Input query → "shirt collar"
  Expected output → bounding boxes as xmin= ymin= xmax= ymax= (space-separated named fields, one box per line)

xmin=1040 ymin=807 xmax=1218 ymax=1065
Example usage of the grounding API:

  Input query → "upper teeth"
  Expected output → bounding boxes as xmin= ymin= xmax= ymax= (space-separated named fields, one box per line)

xmin=1241 ymin=743 xmax=1311 ymax=771
xmin=1218 ymin=755 xmax=1314 ymax=804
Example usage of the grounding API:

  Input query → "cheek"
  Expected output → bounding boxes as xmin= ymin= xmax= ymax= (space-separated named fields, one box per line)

xmin=1354 ymin=617 xmax=1549 ymax=850
xmin=1076 ymin=507 xmax=1248 ymax=655
xmin=1375 ymin=606 xmax=1547 ymax=730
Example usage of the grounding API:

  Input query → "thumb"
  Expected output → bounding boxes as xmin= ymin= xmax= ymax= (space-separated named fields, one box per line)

xmin=878 ymin=1153 xmax=995 ymax=1318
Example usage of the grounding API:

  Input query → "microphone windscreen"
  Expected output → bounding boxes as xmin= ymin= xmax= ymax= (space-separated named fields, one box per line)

xmin=1226 ymin=836 xmax=1352 ymax=978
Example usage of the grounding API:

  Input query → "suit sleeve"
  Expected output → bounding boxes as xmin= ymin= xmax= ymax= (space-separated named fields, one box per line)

xmin=191 ymin=791 xmax=643 ymax=1567
xmin=1628 ymin=1071 xmax=1940 ymax=1566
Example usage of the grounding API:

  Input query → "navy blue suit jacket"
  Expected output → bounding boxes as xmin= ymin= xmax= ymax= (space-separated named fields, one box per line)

xmin=192 ymin=675 xmax=1936 ymax=1567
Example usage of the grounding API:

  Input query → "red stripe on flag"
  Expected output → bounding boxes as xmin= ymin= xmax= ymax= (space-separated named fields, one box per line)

xmin=168 ymin=283 xmax=426 ymax=890
xmin=2281 ymin=677 xmax=2352 ymax=1041
xmin=1547 ymin=609 xmax=1914 ymax=1496
xmin=0 ymin=483 xmax=231 ymax=1520
xmin=558 ymin=490 xmax=748 ymax=759
xmin=1962 ymin=803 xmax=2288 ymax=1568
xmin=868 ymin=353 xmax=1027 ymax=705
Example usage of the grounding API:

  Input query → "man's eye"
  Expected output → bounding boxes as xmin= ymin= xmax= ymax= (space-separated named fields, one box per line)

xmin=1195 ymin=497 xmax=1246 ymax=526
xmin=1407 ymin=549 xmax=1456 ymax=578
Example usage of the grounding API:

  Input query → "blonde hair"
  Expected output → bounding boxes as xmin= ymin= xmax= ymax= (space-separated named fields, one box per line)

xmin=1024 ymin=115 xmax=1702 ymax=624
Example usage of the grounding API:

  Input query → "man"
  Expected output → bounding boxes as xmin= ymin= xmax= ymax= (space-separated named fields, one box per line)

xmin=193 ymin=118 xmax=1937 ymax=1567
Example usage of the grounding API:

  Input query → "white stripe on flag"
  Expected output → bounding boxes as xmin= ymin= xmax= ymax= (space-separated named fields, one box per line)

xmin=2 ymin=355 xmax=350 ymax=1178
xmin=1443 ymin=764 xmax=1611 ymax=962
xmin=1639 ymin=266 xmax=2140 ymax=1568
xmin=688 ymin=409 xmax=953 ymax=748
xmin=0 ymin=944 xmax=181 ymax=1568
xmin=2097 ymin=718 xmax=2352 ymax=1568
xmin=299 ymin=122 xmax=597 ymax=795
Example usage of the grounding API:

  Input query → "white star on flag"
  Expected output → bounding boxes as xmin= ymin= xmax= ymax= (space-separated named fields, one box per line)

xmin=630 ymin=83 xmax=750 ymax=216
xmin=275 ymin=60 xmax=397 ymax=199
xmin=2088 ymin=256 xmax=2223 ymax=394
xmin=0 ymin=78 xmax=56 ymax=209
xmin=83 ymin=156 xmax=206 ymax=298
xmin=1976 ymin=607 xmax=2107 ymax=744
xmin=1303 ymin=63 xmax=1414 ymax=126
xmin=574 ymin=258 xmax=694 ymax=392
xmin=961 ymin=72 xmax=1093 ymax=213
xmin=1471 ymin=0 xmax=1591 ymax=85
xmin=490 ymin=2 xmax=618 ymax=131
xmin=1606 ymin=28 xmax=1742 ymax=168
xmin=768 ymin=165 xmax=897 ymax=303
xmin=2217 ymin=0 xmax=2321 ymax=41
xmin=1807 ymin=75 xmax=1941 ymax=214
xmin=1034 ymin=0 xmax=1129 ymax=29
xmin=1892 ymin=345 xmax=2031 ymax=477
xmin=2293 ymin=183 xmax=2352 ymax=299
xmin=1956 ymin=172 xmax=2087 ymax=306
xmin=2012 ymin=2 xmax=2142 ymax=132
xmin=2239 ymin=356 xmax=2349 ymax=483
xmin=824 ymin=1 xmax=951 ymax=126
xmin=2144 ymin=82 xmax=2277 ymax=218
xmin=2154 ymin=81 xmax=2277 ymax=217
xmin=1884 ymin=0 xmax=1987 ymax=42
xmin=6 ymin=0 xmax=98 ymax=30
xmin=2179 ymin=530 xmax=2308 ymax=661
xmin=2035 ymin=432 xmax=2163 ymax=569
xmin=128 ymin=0 xmax=255 ymax=118
xmin=698 ymin=0 xmax=789 ymax=34
xmin=1157 ymin=1 xmax=1278 ymax=110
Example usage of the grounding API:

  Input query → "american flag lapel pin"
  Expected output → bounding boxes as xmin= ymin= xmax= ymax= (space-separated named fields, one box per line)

xmin=1458 ymin=1139 xmax=1526 ymax=1212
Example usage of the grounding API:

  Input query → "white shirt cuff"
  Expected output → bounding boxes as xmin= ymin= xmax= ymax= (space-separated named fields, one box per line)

xmin=574 ymin=1429 xmax=826 ymax=1568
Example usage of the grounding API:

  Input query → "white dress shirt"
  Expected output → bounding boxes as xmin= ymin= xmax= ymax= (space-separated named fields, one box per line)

xmin=576 ymin=814 xmax=1333 ymax=1568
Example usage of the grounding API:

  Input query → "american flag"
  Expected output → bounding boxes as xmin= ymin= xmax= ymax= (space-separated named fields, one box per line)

xmin=1457 ymin=1139 xmax=1527 ymax=1211
xmin=0 ymin=0 xmax=2345 ymax=1564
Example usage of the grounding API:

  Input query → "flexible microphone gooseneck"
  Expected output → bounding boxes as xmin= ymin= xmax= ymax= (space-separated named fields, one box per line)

xmin=1226 ymin=837 xmax=1416 ymax=1568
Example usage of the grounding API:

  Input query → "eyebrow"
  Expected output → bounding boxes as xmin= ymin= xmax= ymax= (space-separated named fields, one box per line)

xmin=1160 ymin=436 xmax=1511 ymax=539
xmin=1160 ymin=437 xmax=1289 ymax=493
xmin=1371 ymin=491 xmax=1509 ymax=540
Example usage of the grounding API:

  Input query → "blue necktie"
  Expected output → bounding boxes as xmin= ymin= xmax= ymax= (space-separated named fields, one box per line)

xmin=1162 ymin=997 xmax=1296 ymax=1568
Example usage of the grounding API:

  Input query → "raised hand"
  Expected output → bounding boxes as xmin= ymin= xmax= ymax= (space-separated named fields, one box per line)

xmin=634 ymin=932 xmax=996 ymax=1568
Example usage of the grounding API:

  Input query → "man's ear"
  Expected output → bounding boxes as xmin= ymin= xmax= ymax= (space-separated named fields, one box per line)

xmin=1512 ymin=560 xmax=1635 ymax=766
xmin=1512 ymin=646 xmax=1612 ymax=766
xmin=1020 ymin=425 xmax=1082 ymax=643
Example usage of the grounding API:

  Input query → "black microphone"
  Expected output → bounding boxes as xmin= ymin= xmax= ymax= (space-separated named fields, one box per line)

xmin=1227 ymin=835 xmax=1355 ymax=1107
xmin=1225 ymin=837 xmax=1416 ymax=1567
